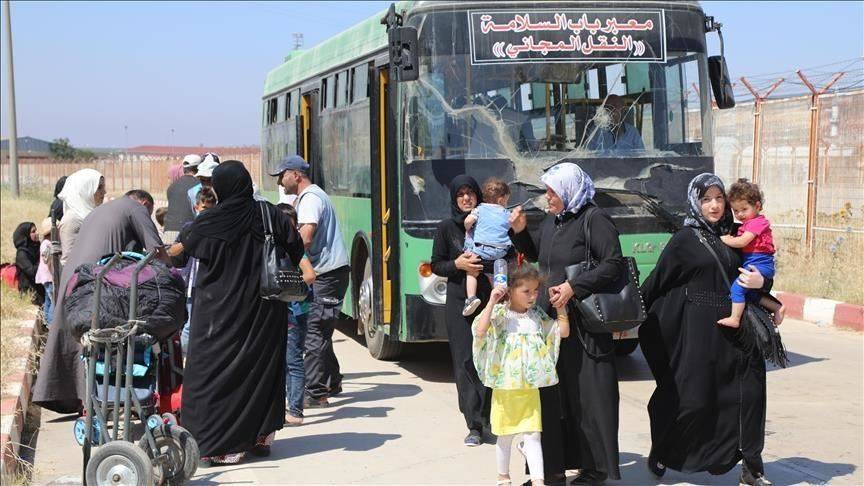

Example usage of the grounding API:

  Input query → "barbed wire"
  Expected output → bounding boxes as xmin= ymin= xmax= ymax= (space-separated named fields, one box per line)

xmin=733 ymin=57 xmax=863 ymax=102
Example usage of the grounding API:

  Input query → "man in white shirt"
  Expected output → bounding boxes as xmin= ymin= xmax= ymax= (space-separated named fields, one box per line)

xmin=271 ymin=155 xmax=350 ymax=408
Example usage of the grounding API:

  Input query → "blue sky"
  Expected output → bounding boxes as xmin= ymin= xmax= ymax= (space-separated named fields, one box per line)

xmin=1 ymin=1 xmax=861 ymax=148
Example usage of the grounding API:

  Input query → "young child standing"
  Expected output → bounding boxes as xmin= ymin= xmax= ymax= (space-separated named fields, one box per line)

xmin=35 ymin=219 xmax=55 ymax=324
xmin=719 ymin=179 xmax=778 ymax=328
xmin=472 ymin=266 xmax=569 ymax=486
xmin=463 ymin=178 xmax=513 ymax=316
xmin=277 ymin=203 xmax=316 ymax=426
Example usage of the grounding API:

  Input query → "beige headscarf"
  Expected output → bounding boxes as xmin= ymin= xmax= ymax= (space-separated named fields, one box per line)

xmin=59 ymin=168 xmax=103 ymax=222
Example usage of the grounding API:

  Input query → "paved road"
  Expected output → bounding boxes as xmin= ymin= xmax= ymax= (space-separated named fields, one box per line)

xmin=31 ymin=318 xmax=862 ymax=485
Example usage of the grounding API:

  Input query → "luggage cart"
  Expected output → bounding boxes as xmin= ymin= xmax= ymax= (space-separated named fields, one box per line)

xmin=75 ymin=251 xmax=199 ymax=485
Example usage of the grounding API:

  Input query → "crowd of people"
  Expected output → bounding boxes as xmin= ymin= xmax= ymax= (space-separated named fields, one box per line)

xmin=10 ymin=150 xmax=783 ymax=484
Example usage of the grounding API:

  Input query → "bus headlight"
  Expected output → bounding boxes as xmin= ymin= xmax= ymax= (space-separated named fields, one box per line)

xmin=418 ymin=262 xmax=447 ymax=305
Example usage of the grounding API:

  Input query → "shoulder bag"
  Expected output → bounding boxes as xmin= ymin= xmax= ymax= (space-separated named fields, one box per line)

xmin=564 ymin=206 xmax=647 ymax=334
xmin=259 ymin=202 xmax=309 ymax=302
xmin=690 ymin=228 xmax=788 ymax=368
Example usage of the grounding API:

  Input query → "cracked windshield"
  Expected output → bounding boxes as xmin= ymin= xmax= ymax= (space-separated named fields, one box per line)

xmin=402 ymin=8 xmax=709 ymax=223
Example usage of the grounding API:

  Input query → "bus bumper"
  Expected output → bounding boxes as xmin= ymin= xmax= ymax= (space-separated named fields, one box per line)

xmin=404 ymin=295 xmax=449 ymax=342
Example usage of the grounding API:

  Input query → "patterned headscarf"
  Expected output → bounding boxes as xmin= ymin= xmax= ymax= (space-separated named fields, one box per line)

xmin=683 ymin=173 xmax=733 ymax=235
xmin=540 ymin=162 xmax=596 ymax=215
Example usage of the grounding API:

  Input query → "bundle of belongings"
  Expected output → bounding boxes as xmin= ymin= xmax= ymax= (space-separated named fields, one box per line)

xmin=64 ymin=254 xmax=187 ymax=341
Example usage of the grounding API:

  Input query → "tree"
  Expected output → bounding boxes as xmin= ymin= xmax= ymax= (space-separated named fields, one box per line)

xmin=49 ymin=138 xmax=77 ymax=159
xmin=49 ymin=138 xmax=97 ymax=160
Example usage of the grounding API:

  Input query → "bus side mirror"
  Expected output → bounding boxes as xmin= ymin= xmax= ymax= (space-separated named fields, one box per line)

xmin=705 ymin=16 xmax=735 ymax=109
xmin=388 ymin=26 xmax=419 ymax=82
xmin=709 ymin=56 xmax=735 ymax=109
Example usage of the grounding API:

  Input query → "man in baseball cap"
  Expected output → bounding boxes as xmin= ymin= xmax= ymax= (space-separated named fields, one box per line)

xmin=181 ymin=154 xmax=202 ymax=170
xmin=272 ymin=153 xmax=349 ymax=410
xmin=188 ymin=154 xmax=220 ymax=213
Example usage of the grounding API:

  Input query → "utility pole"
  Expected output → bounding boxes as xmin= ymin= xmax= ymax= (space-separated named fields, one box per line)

xmin=292 ymin=32 xmax=303 ymax=50
xmin=3 ymin=0 xmax=20 ymax=197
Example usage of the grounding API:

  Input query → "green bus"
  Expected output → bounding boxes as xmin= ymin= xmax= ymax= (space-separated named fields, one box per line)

xmin=261 ymin=1 xmax=734 ymax=359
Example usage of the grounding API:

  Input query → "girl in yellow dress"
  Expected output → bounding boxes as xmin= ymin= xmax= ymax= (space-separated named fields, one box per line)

xmin=473 ymin=266 xmax=569 ymax=486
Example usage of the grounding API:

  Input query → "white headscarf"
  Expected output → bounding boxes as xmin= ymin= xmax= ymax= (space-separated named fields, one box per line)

xmin=540 ymin=162 xmax=596 ymax=214
xmin=59 ymin=168 xmax=102 ymax=222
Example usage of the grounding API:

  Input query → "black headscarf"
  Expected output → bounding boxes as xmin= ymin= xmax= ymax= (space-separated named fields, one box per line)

xmin=49 ymin=176 xmax=67 ymax=221
xmin=13 ymin=222 xmax=39 ymax=259
xmin=683 ymin=173 xmax=733 ymax=236
xmin=185 ymin=161 xmax=259 ymax=245
xmin=448 ymin=175 xmax=482 ymax=225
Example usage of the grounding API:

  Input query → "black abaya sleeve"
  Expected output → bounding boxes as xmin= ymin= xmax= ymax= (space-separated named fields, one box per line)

xmin=431 ymin=222 xmax=460 ymax=278
xmin=15 ymin=249 xmax=38 ymax=280
xmin=269 ymin=204 xmax=304 ymax=266
xmin=639 ymin=230 xmax=690 ymax=309
xmin=568 ymin=210 xmax=625 ymax=300
xmin=509 ymin=222 xmax=541 ymax=262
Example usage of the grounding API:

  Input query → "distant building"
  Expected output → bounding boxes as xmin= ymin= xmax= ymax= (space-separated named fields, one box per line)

xmin=0 ymin=136 xmax=53 ymax=159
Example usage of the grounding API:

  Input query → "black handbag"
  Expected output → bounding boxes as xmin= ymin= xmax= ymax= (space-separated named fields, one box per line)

xmin=564 ymin=206 xmax=647 ymax=334
xmin=691 ymin=228 xmax=788 ymax=368
xmin=259 ymin=202 xmax=309 ymax=302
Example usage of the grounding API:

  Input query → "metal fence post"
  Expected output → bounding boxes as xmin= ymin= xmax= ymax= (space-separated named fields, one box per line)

xmin=740 ymin=77 xmax=784 ymax=183
xmin=797 ymin=70 xmax=845 ymax=254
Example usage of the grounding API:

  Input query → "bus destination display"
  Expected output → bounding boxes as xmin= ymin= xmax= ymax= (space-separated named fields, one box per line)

xmin=468 ymin=10 xmax=666 ymax=65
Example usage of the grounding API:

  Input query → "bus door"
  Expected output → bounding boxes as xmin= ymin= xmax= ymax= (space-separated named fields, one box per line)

xmin=298 ymin=89 xmax=323 ymax=186
xmin=369 ymin=63 xmax=400 ymax=336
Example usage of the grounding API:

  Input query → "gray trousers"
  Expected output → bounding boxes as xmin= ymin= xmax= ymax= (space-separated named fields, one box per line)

xmin=304 ymin=266 xmax=350 ymax=400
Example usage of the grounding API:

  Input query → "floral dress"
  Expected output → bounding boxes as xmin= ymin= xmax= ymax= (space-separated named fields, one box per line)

xmin=472 ymin=304 xmax=561 ymax=435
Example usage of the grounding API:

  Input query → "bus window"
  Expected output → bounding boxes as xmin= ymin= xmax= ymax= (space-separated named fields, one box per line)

xmin=336 ymin=70 xmax=349 ymax=107
xmin=290 ymin=89 xmax=300 ymax=117
xmin=277 ymin=94 xmax=287 ymax=123
xmin=352 ymin=64 xmax=369 ymax=103
xmin=266 ymin=98 xmax=278 ymax=125
xmin=285 ymin=91 xmax=293 ymax=120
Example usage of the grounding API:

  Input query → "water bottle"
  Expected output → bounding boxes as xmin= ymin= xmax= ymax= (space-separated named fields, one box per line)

xmin=493 ymin=259 xmax=508 ymax=288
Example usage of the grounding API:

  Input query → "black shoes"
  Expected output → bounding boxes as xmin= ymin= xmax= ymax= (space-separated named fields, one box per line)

xmin=570 ymin=470 xmax=606 ymax=486
xmin=464 ymin=430 xmax=482 ymax=447
xmin=647 ymin=454 xmax=666 ymax=479
xmin=740 ymin=465 xmax=773 ymax=486
xmin=304 ymin=396 xmax=329 ymax=408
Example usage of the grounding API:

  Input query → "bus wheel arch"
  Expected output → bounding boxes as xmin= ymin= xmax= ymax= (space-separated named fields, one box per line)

xmin=350 ymin=233 xmax=371 ymax=335
xmin=350 ymin=232 xmax=402 ymax=361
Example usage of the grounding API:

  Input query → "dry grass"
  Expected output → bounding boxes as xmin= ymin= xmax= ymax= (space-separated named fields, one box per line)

xmin=774 ymin=228 xmax=864 ymax=305
xmin=1 ymin=185 xmax=54 ymax=263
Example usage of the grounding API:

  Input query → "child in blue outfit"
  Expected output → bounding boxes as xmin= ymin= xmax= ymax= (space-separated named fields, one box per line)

xmin=463 ymin=178 xmax=512 ymax=316
xmin=277 ymin=203 xmax=317 ymax=426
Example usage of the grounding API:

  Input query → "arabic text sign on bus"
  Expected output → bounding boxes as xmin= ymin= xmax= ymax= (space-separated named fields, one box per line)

xmin=468 ymin=10 xmax=666 ymax=65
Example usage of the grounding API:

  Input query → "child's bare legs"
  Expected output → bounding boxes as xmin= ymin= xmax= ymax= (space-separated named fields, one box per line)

xmin=462 ymin=273 xmax=482 ymax=316
xmin=718 ymin=302 xmax=745 ymax=328
xmin=466 ymin=273 xmax=477 ymax=299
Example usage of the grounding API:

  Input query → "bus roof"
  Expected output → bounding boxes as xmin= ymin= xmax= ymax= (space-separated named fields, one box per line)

xmin=263 ymin=1 xmax=414 ymax=97
xmin=262 ymin=0 xmax=705 ymax=97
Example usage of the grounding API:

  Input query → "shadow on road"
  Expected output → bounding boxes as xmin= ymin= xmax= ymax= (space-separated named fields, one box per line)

xmin=303 ymin=405 xmax=395 ymax=427
xmin=271 ymin=432 xmax=401 ymax=458
xmin=335 ymin=382 xmax=421 ymax=407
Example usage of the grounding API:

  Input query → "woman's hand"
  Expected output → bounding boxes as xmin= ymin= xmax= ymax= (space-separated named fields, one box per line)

xmin=454 ymin=251 xmax=483 ymax=274
xmin=489 ymin=286 xmax=507 ymax=305
xmin=549 ymin=281 xmax=574 ymax=308
xmin=509 ymin=207 xmax=527 ymax=234
xmin=737 ymin=265 xmax=765 ymax=289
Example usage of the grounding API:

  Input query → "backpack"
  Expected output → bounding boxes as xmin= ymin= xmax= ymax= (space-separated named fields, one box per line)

xmin=0 ymin=263 xmax=19 ymax=290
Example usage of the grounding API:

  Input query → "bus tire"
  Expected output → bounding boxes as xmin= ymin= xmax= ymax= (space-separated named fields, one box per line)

xmin=614 ymin=339 xmax=639 ymax=356
xmin=359 ymin=257 xmax=403 ymax=361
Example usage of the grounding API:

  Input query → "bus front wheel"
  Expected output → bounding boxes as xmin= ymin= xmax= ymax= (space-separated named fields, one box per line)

xmin=358 ymin=257 xmax=403 ymax=361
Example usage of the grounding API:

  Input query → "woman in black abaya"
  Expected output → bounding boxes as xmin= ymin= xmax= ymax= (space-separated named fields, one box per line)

xmin=180 ymin=161 xmax=303 ymax=465
xmin=430 ymin=175 xmax=492 ymax=446
xmin=509 ymin=163 xmax=623 ymax=486
xmin=638 ymin=173 xmax=773 ymax=486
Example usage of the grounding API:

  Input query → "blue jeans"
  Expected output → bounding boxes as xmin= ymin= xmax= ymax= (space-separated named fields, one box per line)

xmin=42 ymin=283 xmax=54 ymax=325
xmin=286 ymin=310 xmax=308 ymax=418
xmin=731 ymin=252 xmax=775 ymax=303
xmin=181 ymin=298 xmax=192 ymax=358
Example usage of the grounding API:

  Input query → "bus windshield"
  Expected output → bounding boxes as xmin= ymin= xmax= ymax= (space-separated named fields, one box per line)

xmin=401 ymin=7 xmax=713 ymax=221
